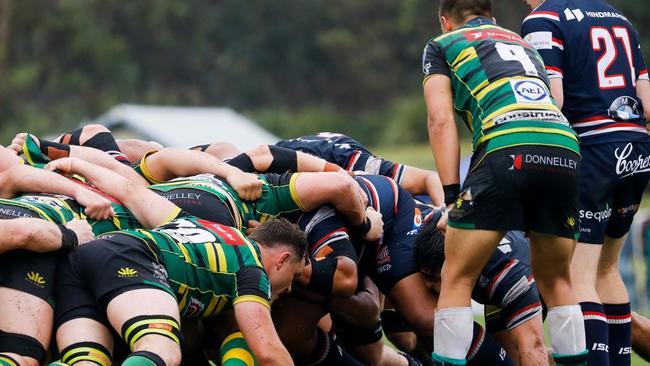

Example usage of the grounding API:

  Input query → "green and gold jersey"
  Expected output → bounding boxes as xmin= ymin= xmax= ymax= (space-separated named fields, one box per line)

xmin=146 ymin=173 xmax=304 ymax=232
xmin=119 ymin=215 xmax=272 ymax=318
xmin=0 ymin=194 xmax=78 ymax=224
xmin=422 ymin=18 xmax=579 ymax=155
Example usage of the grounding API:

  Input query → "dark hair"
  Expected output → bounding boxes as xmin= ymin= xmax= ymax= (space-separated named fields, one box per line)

xmin=249 ymin=218 xmax=307 ymax=261
xmin=439 ymin=0 xmax=492 ymax=23
xmin=414 ymin=220 xmax=446 ymax=274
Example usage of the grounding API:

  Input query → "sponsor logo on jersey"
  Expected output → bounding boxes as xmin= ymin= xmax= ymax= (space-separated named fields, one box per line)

xmin=185 ymin=297 xmax=205 ymax=317
xmin=117 ymin=267 xmax=139 ymax=278
xmin=377 ymin=263 xmax=392 ymax=274
xmin=615 ymin=143 xmax=650 ymax=177
xmin=0 ymin=207 xmax=33 ymax=218
xmin=464 ymin=29 xmax=528 ymax=47
xmin=152 ymin=261 xmax=170 ymax=286
xmin=524 ymin=31 xmax=553 ymax=50
xmin=511 ymin=80 xmax=552 ymax=104
xmin=493 ymin=109 xmax=568 ymax=126
xmin=26 ymin=271 xmax=45 ymax=287
xmin=580 ymin=208 xmax=612 ymax=222
xmin=563 ymin=8 xmax=585 ymax=22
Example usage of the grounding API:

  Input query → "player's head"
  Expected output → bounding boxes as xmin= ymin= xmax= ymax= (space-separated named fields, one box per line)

xmin=439 ymin=0 xmax=493 ymax=33
xmin=249 ymin=218 xmax=307 ymax=301
xmin=414 ymin=220 xmax=446 ymax=294
xmin=523 ymin=0 xmax=545 ymax=10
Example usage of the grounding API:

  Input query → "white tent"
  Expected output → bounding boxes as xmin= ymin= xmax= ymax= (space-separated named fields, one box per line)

xmin=97 ymin=104 xmax=279 ymax=150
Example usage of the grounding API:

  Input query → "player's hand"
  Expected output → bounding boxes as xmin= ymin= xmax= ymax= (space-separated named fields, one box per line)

xmin=437 ymin=205 xmax=452 ymax=234
xmin=362 ymin=206 xmax=383 ymax=242
xmin=246 ymin=220 xmax=261 ymax=235
xmin=64 ymin=219 xmax=94 ymax=246
xmin=45 ymin=157 xmax=79 ymax=174
xmin=7 ymin=132 xmax=34 ymax=154
xmin=74 ymin=187 xmax=115 ymax=220
xmin=227 ymin=171 xmax=263 ymax=201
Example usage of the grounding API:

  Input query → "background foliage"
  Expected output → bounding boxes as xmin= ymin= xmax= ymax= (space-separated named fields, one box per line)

xmin=0 ymin=0 xmax=648 ymax=146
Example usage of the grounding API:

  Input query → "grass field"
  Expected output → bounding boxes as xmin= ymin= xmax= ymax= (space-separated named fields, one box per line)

xmin=371 ymin=143 xmax=650 ymax=365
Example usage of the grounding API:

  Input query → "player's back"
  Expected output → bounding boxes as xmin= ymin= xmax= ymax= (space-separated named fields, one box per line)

xmin=522 ymin=0 xmax=648 ymax=145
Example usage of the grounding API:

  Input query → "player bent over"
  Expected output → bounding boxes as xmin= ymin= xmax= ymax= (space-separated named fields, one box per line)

xmin=424 ymin=1 xmax=586 ymax=365
xmin=48 ymin=158 xmax=305 ymax=366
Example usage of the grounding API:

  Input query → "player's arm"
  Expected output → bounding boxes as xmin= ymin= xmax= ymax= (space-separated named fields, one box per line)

xmin=292 ymin=172 xmax=383 ymax=241
xmin=0 ymin=164 xmax=114 ymax=220
xmin=8 ymin=133 xmax=148 ymax=186
xmin=400 ymin=166 xmax=444 ymax=206
xmin=234 ymin=301 xmax=294 ymax=366
xmin=0 ymin=145 xmax=24 ymax=172
xmin=549 ymin=78 xmax=564 ymax=109
xmin=116 ymin=138 xmax=163 ymax=163
xmin=46 ymin=158 xmax=180 ymax=229
xmin=139 ymin=148 xmax=263 ymax=201
xmin=0 ymin=218 xmax=93 ymax=253
xmin=229 ymin=144 xmax=344 ymax=174
xmin=425 ymin=75 xmax=460 ymax=207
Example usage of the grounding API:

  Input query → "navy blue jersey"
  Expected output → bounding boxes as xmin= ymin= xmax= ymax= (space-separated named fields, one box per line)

xmin=522 ymin=0 xmax=649 ymax=145
xmin=276 ymin=133 xmax=406 ymax=184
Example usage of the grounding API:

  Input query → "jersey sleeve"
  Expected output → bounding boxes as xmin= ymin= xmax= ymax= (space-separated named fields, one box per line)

xmin=422 ymin=41 xmax=450 ymax=84
xmin=521 ymin=15 xmax=565 ymax=79
xmin=631 ymin=29 xmax=649 ymax=82
xmin=233 ymin=266 xmax=272 ymax=309
xmin=131 ymin=150 xmax=166 ymax=184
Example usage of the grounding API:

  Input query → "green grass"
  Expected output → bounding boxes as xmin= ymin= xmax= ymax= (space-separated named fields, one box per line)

xmin=372 ymin=142 xmax=650 ymax=365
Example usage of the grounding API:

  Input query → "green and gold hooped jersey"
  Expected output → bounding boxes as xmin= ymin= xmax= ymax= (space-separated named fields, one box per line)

xmin=0 ymin=194 xmax=78 ymax=224
xmin=119 ymin=215 xmax=272 ymax=318
xmin=147 ymin=173 xmax=304 ymax=232
xmin=64 ymin=178 xmax=142 ymax=235
xmin=422 ymin=18 xmax=579 ymax=154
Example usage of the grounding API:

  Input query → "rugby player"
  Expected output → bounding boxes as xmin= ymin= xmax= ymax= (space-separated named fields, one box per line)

xmin=47 ymin=157 xmax=306 ymax=366
xmin=522 ymin=1 xmax=650 ymax=364
xmin=276 ymin=133 xmax=444 ymax=205
xmin=424 ymin=1 xmax=586 ymax=365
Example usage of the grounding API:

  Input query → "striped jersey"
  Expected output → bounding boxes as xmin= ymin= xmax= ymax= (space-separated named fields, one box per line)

xmin=276 ymin=133 xmax=406 ymax=184
xmin=423 ymin=17 xmax=579 ymax=154
xmin=522 ymin=0 xmax=648 ymax=145
xmin=147 ymin=173 xmax=304 ymax=232
xmin=117 ymin=215 xmax=271 ymax=318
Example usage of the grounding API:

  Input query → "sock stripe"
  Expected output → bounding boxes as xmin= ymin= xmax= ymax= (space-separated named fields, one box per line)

xmin=606 ymin=314 xmax=632 ymax=324
xmin=582 ymin=311 xmax=607 ymax=322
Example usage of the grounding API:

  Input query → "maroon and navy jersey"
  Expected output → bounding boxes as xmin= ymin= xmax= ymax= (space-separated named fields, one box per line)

xmin=522 ymin=0 xmax=649 ymax=145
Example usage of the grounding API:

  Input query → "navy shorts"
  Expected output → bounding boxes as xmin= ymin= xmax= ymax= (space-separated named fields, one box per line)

xmin=578 ymin=141 xmax=650 ymax=244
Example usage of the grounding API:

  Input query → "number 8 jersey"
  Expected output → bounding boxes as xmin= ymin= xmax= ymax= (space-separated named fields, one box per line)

xmin=522 ymin=0 xmax=649 ymax=145
xmin=423 ymin=17 xmax=579 ymax=155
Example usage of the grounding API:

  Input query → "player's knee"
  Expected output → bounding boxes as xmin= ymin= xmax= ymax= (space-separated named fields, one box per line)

xmin=122 ymin=315 xmax=183 ymax=366
xmin=58 ymin=342 xmax=112 ymax=366
xmin=0 ymin=331 xmax=46 ymax=366
xmin=0 ymin=353 xmax=38 ymax=366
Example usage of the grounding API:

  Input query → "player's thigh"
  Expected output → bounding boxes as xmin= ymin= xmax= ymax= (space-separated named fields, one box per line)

xmin=106 ymin=288 xmax=180 ymax=335
xmin=0 ymin=288 xmax=52 ymax=349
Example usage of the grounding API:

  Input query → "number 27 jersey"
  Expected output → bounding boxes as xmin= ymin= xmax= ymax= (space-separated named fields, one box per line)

xmin=423 ymin=18 xmax=578 ymax=155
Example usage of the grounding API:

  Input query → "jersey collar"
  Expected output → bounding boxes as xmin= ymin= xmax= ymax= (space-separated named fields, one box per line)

xmin=464 ymin=17 xmax=495 ymax=27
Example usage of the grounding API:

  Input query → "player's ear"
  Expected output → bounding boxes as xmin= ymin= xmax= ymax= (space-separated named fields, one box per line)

xmin=492 ymin=17 xmax=497 ymax=24
xmin=439 ymin=15 xmax=453 ymax=33
xmin=276 ymin=251 xmax=292 ymax=269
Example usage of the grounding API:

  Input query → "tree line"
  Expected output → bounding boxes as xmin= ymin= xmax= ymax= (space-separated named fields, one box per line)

xmin=0 ymin=0 xmax=647 ymax=146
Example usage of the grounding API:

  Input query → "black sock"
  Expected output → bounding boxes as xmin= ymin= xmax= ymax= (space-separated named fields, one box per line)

xmin=467 ymin=322 xmax=516 ymax=366
xmin=580 ymin=301 xmax=610 ymax=365
xmin=604 ymin=303 xmax=632 ymax=366
xmin=302 ymin=328 xmax=365 ymax=366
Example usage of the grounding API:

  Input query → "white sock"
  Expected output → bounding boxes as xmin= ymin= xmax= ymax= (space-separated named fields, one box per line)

xmin=546 ymin=305 xmax=587 ymax=355
xmin=434 ymin=307 xmax=474 ymax=360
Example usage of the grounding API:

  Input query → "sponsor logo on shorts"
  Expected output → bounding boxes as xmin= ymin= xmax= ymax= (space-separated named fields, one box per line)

xmin=377 ymin=246 xmax=391 ymax=266
xmin=509 ymin=154 xmax=577 ymax=171
xmin=186 ymin=297 xmax=205 ymax=317
xmin=455 ymin=188 xmax=473 ymax=209
xmin=618 ymin=204 xmax=640 ymax=217
xmin=117 ymin=267 xmax=138 ymax=278
xmin=26 ymin=271 xmax=45 ymax=287
xmin=566 ymin=216 xmax=576 ymax=229
xmin=615 ymin=143 xmax=650 ymax=178
xmin=580 ymin=207 xmax=612 ymax=222
xmin=511 ymin=80 xmax=552 ymax=104
xmin=377 ymin=263 xmax=392 ymax=273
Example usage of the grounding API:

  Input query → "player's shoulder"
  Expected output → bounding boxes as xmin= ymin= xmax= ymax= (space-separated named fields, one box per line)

xmin=523 ymin=0 xmax=570 ymax=24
